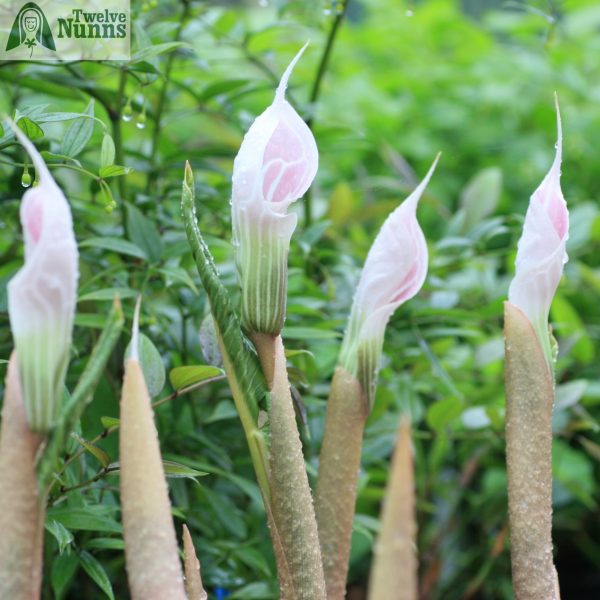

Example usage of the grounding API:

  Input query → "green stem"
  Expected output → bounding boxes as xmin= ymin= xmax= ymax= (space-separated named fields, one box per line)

xmin=304 ymin=0 xmax=350 ymax=227
xmin=252 ymin=333 xmax=327 ymax=600
xmin=504 ymin=302 xmax=560 ymax=600
xmin=112 ymin=69 xmax=128 ymax=201
xmin=146 ymin=0 xmax=190 ymax=194
xmin=314 ymin=366 xmax=367 ymax=599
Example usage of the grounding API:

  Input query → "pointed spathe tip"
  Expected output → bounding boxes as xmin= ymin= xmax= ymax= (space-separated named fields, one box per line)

xmin=403 ymin=152 xmax=440 ymax=212
xmin=130 ymin=295 xmax=142 ymax=362
xmin=275 ymin=42 xmax=310 ymax=103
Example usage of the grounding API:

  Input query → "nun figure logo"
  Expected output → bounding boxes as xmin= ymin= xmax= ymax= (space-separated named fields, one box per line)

xmin=6 ymin=3 xmax=56 ymax=57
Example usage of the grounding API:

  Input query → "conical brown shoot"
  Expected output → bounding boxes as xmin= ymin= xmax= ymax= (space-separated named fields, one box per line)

xmin=0 ymin=354 xmax=45 ymax=600
xmin=504 ymin=301 xmax=559 ymax=599
xmin=315 ymin=367 xmax=368 ymax=599
xmin=368 ymin=416 xmax=417 ymax=600
xmin=182 ymin=524 xmax=208 ymax=600
xmin=252 ymin=333 xmax=327 ymax=600
xmin=120 ymin=357 xmax=186 ymax=600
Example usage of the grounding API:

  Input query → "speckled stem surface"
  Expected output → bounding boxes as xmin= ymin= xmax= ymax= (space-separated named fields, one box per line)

xmin=504 ymin=302 xmax=559 ymax=600
xmin=182 ymin=524 xmax=208 ymax=600
xmin=0 ymin=354 xmax=45 ymax=600
xmin=315 ymin=367 xmax=368 ymax=600
xmin=368 ymin=417 xmax=417 ymax=600
xmin=252 ymin=333 xmax=326 ymax=600
xmin=120 ymin=359 xmax=187 ymax=600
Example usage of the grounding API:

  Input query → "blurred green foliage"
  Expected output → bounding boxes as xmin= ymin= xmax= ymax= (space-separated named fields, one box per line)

xmin=1 ymin=0 xmax=600 ymax=598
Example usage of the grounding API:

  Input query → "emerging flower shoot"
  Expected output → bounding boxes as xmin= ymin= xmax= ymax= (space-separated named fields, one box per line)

xmin=339 ymin=155 xmax=439 ymax=407
xmin=7 ymin=122 xmax=79 ymax=432
xmin=231 ymin=44 xmax=318 ymax=335
xmin=508 ymin=99 xmax=568 ymax=365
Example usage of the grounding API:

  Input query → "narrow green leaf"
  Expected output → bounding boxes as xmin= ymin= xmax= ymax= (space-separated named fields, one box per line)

xmin=100 ymin=134 xmax=115 ymax=168
xmin=71 ymin=433 xmax=110 ymax=468
xmin=125 ymin=333 xmax=166 ymax=398
xmin=17 ymin=117 xmax=44 ymax=140
xmin=52 ymin=551 xmax=79 ymax=600
xmin=126 ymin=203 xmax=163 ymax=263
xmin=45 ymin=520 xmax=74 ymax=554
xmin=47 ymin=508 xmax=122 ymax=534
xmin=130 ymin=41 xmax=188 ymax=63
xmin=168 ymin=365 xmax=223 ymax=391
xmin=80 ymin=237 xmax=147 ymax=260
xmin=100 ymin=416 xmax=120 ymax=429
xmin=99 ymin=165 xmax=132 ymax=178
xmin=61 ymin=99 xmax=95 ymax=158
xmin=162 ymin=460 xmax=208 ymax=482
xmin=84 ymin=538 xmax=125 ymax=551
xmin=78 ymin=287 xmax=137 ymax=302
xmin=79 ymin=551 xmax=115 ymax=600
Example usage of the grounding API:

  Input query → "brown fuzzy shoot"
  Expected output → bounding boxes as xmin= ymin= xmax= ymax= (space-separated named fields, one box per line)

xmin=368 ymin=416 xmax=417 ymax=600
xmin=120 ymin=358 xmax=187 ymax=600
xmin=182 ymin=524 xmax=207 ymax=600
xmin=0 ymin=354 xmax=45 ymax=600
xmin=314 ymin=367 xmax=368 ymax=599
xmin=504 ymin=302 xmax=560 ymax=600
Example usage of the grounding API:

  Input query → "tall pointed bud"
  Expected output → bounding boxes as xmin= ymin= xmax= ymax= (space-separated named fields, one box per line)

xmin=231 ymin=44 xmax=318 ymax=335
xmin=504 ymin=99 xmax=566 ymax=600
xmin=316 ymin=158 xmax=437 ymax=599
xmin=120 ymin=300 xmax=186 ymax=600
xmin=508 ymin=97 xmax=568 ymax=366
xmin=339 ymin=155 xmax=439 ymax=407
xmin=7 ymin=123 xmax=79 ymax=432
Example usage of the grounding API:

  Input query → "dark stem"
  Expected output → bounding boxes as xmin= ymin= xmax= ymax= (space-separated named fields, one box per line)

xmin=304 ymin=0 xmax=350 ymax=227
xmin=145 ymin=0 xmax=191 ymax=194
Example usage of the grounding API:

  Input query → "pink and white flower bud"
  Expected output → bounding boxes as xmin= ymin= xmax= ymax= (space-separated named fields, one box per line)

xmin=231 ymin=44 xmax=318 ymax=335
xmin=339 ymin=156 xmax=439 ymax=406
xmin=7 ymin=123 xmax=79 ymax=432
xmin=508 ymin=101 xmax=568 ymax=364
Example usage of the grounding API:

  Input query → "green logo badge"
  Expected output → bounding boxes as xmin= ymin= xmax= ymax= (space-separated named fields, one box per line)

xmin=6 ymin=2 xmax=56 ymax=57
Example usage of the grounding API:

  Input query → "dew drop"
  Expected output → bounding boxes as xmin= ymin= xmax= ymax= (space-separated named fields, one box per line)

xmin=21 ymin=169 xmax=32 ymax=188
xmin=258 ymin=0 xmax=268 ymax=6
xmin=406 ymin=9 xmax=414 ymax=16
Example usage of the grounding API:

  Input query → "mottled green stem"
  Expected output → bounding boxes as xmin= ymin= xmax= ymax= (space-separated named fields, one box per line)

xmin=504 ymin=302 xmax=560 ymax=600
xmin=368 ymin=417 xmax=417 ymax=600
xmin=314 ymin=366 xmax=368 ymax=599
xmin=252 ymin=333 xmax=326 ymax=600
xmin=0 ymin=355 xmax=45 ymax=600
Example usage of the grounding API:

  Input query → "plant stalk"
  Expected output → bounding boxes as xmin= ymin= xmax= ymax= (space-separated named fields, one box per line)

xmin=368 ymin=417 xmax=417 ymax=600
xmin=252 ymin=333 xmax=327 ymax=600
xmin=0 ymin=355 xmax=46 ymax=600
xmin=314 ymin=366 xmax=368 ymax=599
xmin=504 ymin=301 xmax=560 ymax=600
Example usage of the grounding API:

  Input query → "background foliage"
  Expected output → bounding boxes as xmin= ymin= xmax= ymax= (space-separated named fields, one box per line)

xmin=1 ymin=0 xmax=600 ymax=598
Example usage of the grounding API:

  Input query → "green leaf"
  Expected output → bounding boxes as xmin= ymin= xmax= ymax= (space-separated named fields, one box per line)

xmin=126 ymin=203 xmax=163 ymax=263
xmin=47 ymin=508 xmax=122 ymax=533
xmin=17 ymin=116 xmax=44 ymax=140
xmin=130 ymin=41 xmax=188 ymax=64
xmin=157 ymin=266 xmax=199 ymax=293
xmin=78 ymin=287 xmax=137 ymax=302
xmin=229 ymin=582 xmax=278 ymax=599
xmin=426 ymin=397 xmax=464 ymax=431
xmin=282 ymin=326 xmax=342 ymax=340
xmin=205 ymin=400 xmax=238 ymax=423
xmin=99 ymin=165 xmax=132 ymax=178
xmin=459 ymin=167 xmax=502 ymax=231
xmin=61 ymin=99 xmax=95 ymax=158
xmin=125 ymin=333 xmax=166 ymax=398
xmin=80 ymin=237 xmax=147 ymax=260
xmin=52 ymin=551 xmax=79 ymax=600
xmin=168 ymin=365 xmax=224 ymax=391
xmin=71 ymin=433 xmax=111 ymax=468
xmin=45 ymin=520 xmax=74 ymax=554
xmin=100 ymin=134 xmax=115 ymax=168
xmin=100 ymin=416 xmax=120 ymax=429
xmin=162 ymin=460 xmax=208 ymax=482
xmin=85 ymin=538 xmax=125 ymax=551
xmin=79 ymin=551 xmax=115 ymax=600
